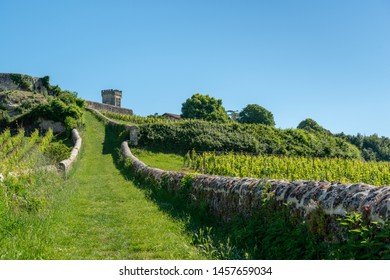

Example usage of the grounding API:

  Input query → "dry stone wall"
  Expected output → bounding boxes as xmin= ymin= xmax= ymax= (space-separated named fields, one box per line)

xmin=86 ymin=100 xmax=133 ymax=116
xmin=121 ymin=141 xmax=390 ymax=224
xmin=86 ymin=107 xmax=139 ymax=145
xmin=89 ymin=106 xmax=390 ymax=225
xmin=59 ymin=128 xmax=82 ymax=174
xmin=4 ymin=129 xmax=82 ymax=178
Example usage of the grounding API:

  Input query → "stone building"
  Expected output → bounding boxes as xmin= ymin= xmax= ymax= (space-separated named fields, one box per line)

xmin=162 ymin=113 xmax=181 ymax=120
xmin=101 ymin=89 xmax=122 ymax=107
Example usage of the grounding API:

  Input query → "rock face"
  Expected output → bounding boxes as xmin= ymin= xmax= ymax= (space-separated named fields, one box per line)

xmin=0 ymin=73 xmax=48 ymax=94
xmin=121 ymin=141 xmax=390 ymax=224
xmin=38 ymin=118 xmax=66 ymax=134
xmin=0 ymin=73 xmax=49 ymax=121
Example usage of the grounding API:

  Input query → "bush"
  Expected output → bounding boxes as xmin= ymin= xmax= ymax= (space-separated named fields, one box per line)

xmin=76 ymin=98 xmax=86 ymax=108
xmin=238 ymin=104 xmax=275 ymax=126
xmin=44 ymin=142 xmax=71 ymax=163
xmin=181 ymin=93 xmax=229 ymax=122
xmin=41 ymin=76 xmax=50 ymax=90
xmin=137 ymin=119 xmax=362 ymax=158
xmin=64 ymin=115 xmax=85 ymax=135
xmin=26 ymin=92 xmax=85 ymax=136
xmin=337 ymin=133 xmax=390 ymax=162
xmin=297 ymin=118 xmax=331 ymax=134
xmin=10 ymin=74 xmax=33 ymax=91
xmin=58 ymin=91 xmax=77 ymax=105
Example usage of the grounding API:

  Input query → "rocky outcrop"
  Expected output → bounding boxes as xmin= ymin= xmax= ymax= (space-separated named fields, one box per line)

xmin=121 ymin=141 xmax=390 ymax=224
xmin=59 ymin=129 xmax=82 ymax=174
xmin=38 ymin=118 xmax=66 ymax=134
xmin=0 ymin=73 xmax=48 ymax=94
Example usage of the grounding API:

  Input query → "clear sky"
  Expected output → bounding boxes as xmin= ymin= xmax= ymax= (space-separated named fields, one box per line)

xmin=1 ymin=0 xmax=389 ymax=136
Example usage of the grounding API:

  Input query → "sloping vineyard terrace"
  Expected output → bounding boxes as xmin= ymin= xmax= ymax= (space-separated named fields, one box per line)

xmin=185 ymin=151 xmax=390 ymax=186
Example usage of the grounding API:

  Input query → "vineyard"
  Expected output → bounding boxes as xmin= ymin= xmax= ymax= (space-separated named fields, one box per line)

xmin=0 ymin=128 xmax=55 ymax=174
xmin=97 ymin=111 xmax=390 ymax=187
xmin=0 ymin=128 xmax=64 ymax=212
xmin=101 ymin=111 xmax=175 ymax=125
xmin=185 ymin=150 xmax=390 ymax=186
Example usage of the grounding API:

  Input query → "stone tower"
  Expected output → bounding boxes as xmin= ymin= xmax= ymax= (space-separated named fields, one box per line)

xmin=101 ymin=89 xmax=122 ymax=107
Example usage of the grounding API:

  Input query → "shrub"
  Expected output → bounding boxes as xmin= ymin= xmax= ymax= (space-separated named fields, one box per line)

xmin=297 ymin=118 xmax=331 ymax=134
xmin=238 ymin=104 xmax=275 ymax=126
xmin=10 ymin=74 xmax=33 ymax=91
xmin=44 ymin=142 xmax=71 ymax=163
xmin=41 ymin=76 xmax=50 ymax=90
xmin=137 ymin=119 xmax=362 ymax=159
xmin=181 ymin=93 xmax=229 ymax=122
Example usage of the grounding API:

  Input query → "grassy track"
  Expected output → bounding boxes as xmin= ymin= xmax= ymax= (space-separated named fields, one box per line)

xmin=131 ymin=148 xmax=190 ymax=171
xmin=43 ymin=111 xmax=203 ymax=259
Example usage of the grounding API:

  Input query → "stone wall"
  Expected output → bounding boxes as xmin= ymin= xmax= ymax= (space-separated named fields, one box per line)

xmin=59 ymin=128 xmax=82 ymax=174
xmin=85 ymin=100 xmax=133 ymax=116
xmin=86 ymin=107 xmax=139 ymax=146
xmin=121 ymin=141 xmax=390 ymax=224
xmin=90 ymin=108 xmax=390 ymax=225
xmin=3 ymin=128 xmax=82 ymax=178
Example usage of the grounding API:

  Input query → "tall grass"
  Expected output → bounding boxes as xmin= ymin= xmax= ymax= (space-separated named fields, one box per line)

xmin=0 ymin=128 xmax=63 ymax=259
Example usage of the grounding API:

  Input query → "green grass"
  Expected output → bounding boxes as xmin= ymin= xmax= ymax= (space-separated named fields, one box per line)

xmin=0 ymin=170 xmax=62 ymax=259
xmin=0 ymin=111 xmax=204 ymax=259
xmin=131 ymin=148 xmax=192 ymax=172
xmin=43 ymin=111 xmax=204 ymax=259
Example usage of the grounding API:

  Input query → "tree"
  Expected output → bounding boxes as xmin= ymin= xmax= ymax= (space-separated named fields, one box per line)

xmin=227 ymin=110 xmax=239 ymax=121
xmin=238 ymin=104 xmax=275 ymax=126
xmin=181 ymin=93 xmax=229 ymax=122
xmin=297 ymin=118 xmax=330 ymax=134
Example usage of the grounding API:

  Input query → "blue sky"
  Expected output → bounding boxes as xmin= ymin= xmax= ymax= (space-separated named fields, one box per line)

xmin=1 ymin=0 xmax=389 ymax=136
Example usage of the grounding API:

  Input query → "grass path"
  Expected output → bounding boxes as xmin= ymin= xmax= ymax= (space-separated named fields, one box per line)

xmin=45 ymin=112 xmax=203 ymax=259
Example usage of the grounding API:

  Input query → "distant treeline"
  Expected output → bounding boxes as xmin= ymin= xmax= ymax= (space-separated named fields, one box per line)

xmin=336 ymin=133 xmax=390 ymax=162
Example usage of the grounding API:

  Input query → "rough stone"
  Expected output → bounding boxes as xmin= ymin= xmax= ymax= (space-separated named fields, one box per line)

xmin=121 ymin=141 xmax=390 ymax=224
xmin=38 ymin=118 xmax=66 ymax=134
xmin=87 ymin=107 xmax=139 ymax=146
xmin=85 ymin=100 xmax=133 ymax=116
xmin=59 ymin=128 xmax=82 ymax=174
xmin=0 ymin=73 xmax=48 ymax=94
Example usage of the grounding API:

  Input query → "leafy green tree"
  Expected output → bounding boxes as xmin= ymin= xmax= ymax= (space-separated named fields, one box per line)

xmin=297 ymin=118 xmax=330 ymax=134
xmin=41 ymin=76 xmax=50 ymax=90
xmin=58 ymin=91 xmax=78 ymax=105
xmin=181 ymin=93 xmax=229 ymax=122
xmin=238 ymin=104 xmax=275 ymax=126
xmin=337 ymin=132 xmax=390 ymax=161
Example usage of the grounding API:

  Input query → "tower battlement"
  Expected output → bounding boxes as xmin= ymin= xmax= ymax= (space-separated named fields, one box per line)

xmin=101 ymin=89 xmax=122 ymax=107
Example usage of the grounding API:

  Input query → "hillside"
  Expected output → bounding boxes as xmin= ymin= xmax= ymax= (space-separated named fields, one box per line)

xmin=0 ymin=73 xmax=49 ymax=94
xmin=0 ymin=73 xmax=85 ymax=135
xmin=1 ymin=73 xmax=390 ymax=260
xmin=0 ymin=111 xmax=204 ymax=259
xmin=0 ymin=73 xmax=51 ymax=122
xmin=0 ymin=90 xmax=48 ymax=119
xmin=1 ymin=104 xmax=390 ymax=260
